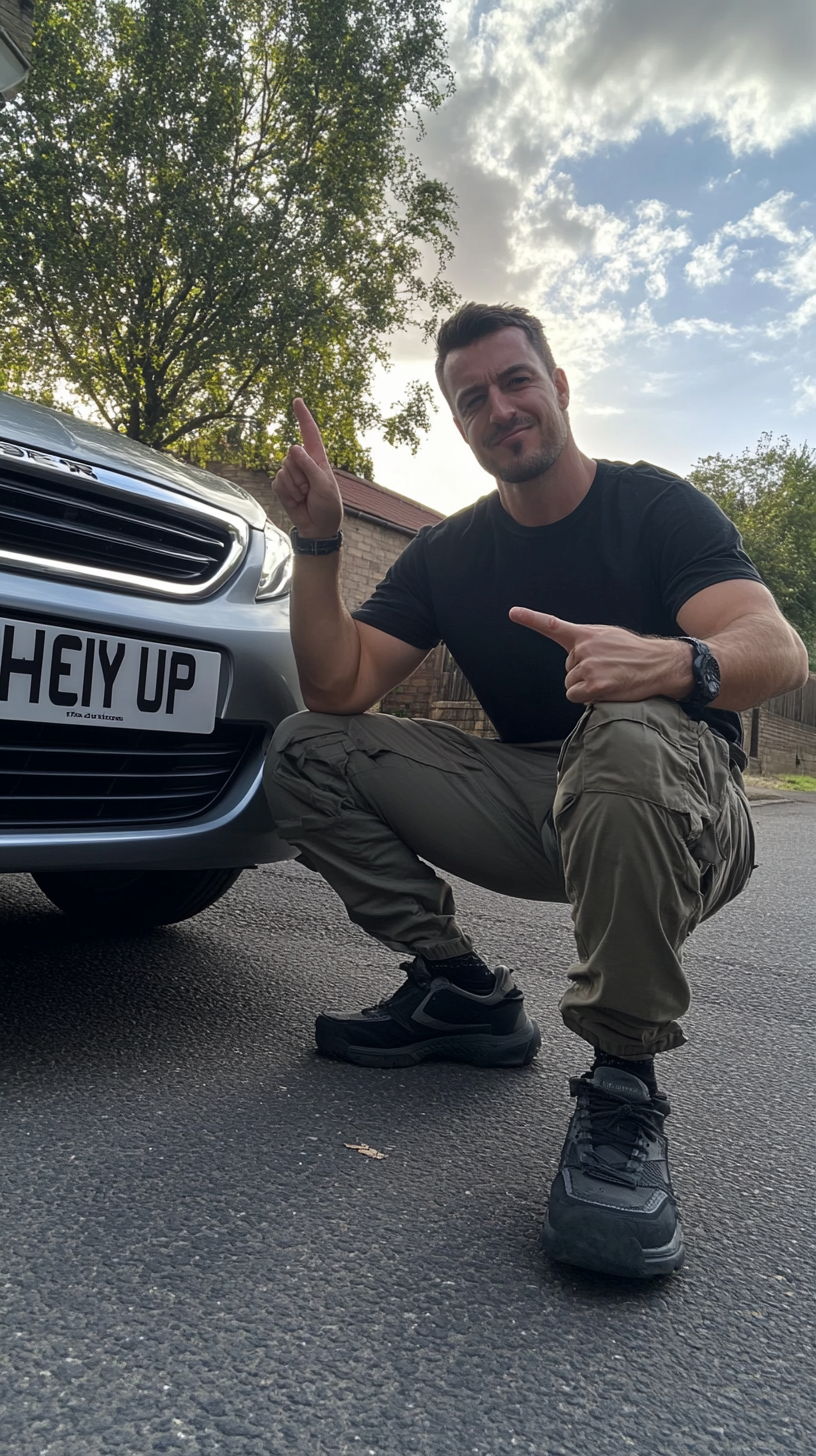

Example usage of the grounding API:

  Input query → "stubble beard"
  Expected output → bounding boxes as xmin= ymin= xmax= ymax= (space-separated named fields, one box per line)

xmin=497 ymin=431 xmax=568 ymax=485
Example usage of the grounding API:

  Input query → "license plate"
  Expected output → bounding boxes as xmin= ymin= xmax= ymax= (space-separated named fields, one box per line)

xmin=0 ymin=616 xmax=221 ymax=734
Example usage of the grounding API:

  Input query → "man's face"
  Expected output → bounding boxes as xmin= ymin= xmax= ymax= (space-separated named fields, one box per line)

xmin=443 ymin=327 xmax=570 ymax=483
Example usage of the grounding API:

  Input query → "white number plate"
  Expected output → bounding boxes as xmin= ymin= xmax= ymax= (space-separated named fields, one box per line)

xmin=0 ymin=617 xmax=221 ymax=734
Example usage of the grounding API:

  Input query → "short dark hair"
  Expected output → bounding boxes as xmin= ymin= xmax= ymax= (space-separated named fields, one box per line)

xmin=435 ymin=302 xmax=557 ymax=403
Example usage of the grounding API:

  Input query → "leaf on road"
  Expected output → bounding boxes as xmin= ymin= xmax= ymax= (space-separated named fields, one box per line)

xmin=344 ymin=1143 xmax=388 ymax=1160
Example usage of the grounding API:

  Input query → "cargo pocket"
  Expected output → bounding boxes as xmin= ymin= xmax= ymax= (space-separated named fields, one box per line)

xmin=346 ymin=713 xmax=486 ymax=778
xmin=267 ymin=715 xmax=359 ymax=828
xmin=573 ymin=700 xmax=704 ymax=814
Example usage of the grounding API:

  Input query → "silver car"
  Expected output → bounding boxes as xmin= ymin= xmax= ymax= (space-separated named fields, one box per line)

xmin=0 ymin=391 xmax=301 ymax=929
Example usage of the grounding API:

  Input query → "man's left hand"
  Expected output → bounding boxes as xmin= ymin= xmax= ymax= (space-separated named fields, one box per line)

xmin=509 ymin=607 xmax=693 ymax=704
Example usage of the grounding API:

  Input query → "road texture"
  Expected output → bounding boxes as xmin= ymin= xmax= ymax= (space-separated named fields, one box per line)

xmin=1 ymin=797 xmax=814 ymax=1456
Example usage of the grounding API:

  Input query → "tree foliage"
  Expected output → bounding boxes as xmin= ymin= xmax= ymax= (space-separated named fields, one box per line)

xmin=0 ymin=0 xmax=456 ymax=475
xmin=689 ymin=434 xmax=816 ymax=659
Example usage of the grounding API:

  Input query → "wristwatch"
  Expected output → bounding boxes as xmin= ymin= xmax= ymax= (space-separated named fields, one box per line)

xmin=290 ymin=527 xmax=343 ymax=555
xmin=677 ymin=636 xmax=721 ymax=707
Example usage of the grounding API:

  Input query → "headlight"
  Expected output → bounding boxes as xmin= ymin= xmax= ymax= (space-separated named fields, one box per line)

xmin=255 ymin=520 xmax=293 ymax=600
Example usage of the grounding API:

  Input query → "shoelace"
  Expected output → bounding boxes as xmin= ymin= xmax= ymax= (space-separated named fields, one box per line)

xmin=361 ymin=957 xmax=431 ymax=1016
xmin=571 ymin=1080 xmax=666 ymax=1189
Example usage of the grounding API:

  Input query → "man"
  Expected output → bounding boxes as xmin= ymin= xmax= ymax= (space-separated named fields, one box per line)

xmin=266 ymin=302 xmax=808 ymax=1279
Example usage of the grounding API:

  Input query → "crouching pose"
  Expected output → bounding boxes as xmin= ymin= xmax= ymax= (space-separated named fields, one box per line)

xmin=265 ymin=303 xmax=808 ymax=1279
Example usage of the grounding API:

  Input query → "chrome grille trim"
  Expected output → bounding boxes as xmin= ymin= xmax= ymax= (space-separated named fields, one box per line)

xmin=0 ymin=439 xmax=249 ymax=599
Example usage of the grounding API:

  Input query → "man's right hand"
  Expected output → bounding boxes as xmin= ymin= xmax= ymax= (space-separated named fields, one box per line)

xmin=273 ymin=398 xmax=344 ymax=540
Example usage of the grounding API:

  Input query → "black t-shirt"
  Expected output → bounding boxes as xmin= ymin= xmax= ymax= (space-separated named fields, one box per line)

xmin=352 ymin=460 xmax=763 ymax=746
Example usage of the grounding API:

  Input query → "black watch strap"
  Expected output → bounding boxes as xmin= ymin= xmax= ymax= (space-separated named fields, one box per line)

xmin=677 ymin=636 xmax=721 ymax=707
xmin=290 ymin=527 xmax=343 ymax=555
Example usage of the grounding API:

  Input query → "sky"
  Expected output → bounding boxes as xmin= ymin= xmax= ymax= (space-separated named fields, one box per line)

xmin=363 ymin=0 xmax=816 ymax=516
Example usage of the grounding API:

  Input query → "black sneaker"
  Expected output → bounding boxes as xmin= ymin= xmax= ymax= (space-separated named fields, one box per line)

xmin=315 ymin=956 xmax=541 ymax=1069
xmin=541 ymin=1067 xmax=684 ymax=1279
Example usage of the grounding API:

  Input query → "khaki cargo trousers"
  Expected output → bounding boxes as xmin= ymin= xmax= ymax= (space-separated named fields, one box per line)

xmin=265 ymin=698 xmax=755 ymax=1058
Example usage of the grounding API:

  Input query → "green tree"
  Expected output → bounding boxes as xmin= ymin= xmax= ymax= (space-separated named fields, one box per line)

xmin=0 ymin=0 xmax=456 ymax=475
xmin=689 ymin=434 xmax=816 ymax=661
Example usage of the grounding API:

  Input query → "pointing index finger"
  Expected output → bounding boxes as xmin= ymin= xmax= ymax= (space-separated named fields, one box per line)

xmin=509 ymin=607 xmax=580 ymax=650
xmin=293 ymin=397 xmax=331 ymax=469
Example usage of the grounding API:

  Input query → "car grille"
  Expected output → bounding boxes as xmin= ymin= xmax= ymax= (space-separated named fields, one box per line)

xmin=0 ymin=719 xmax=264 ymax=828
xmin=0 ymin=452 xmax=247 ymax=598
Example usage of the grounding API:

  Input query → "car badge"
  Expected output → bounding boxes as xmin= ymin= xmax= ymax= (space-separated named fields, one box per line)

xmin=0 ymin=437 xmax=97 ymax=479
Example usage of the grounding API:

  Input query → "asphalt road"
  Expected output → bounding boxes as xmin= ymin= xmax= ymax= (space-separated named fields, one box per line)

xmin=2 ymin=798 xmax=815 ymax=1456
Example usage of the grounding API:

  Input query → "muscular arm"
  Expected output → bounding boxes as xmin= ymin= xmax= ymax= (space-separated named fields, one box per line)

xmin=290 ymin=553 xmax=427 ymax=712
xmin=675 ymin=580 xmax=809 ymax=709
xmin=274 ymin=399 xmax=427 ymax=713
xmin=509 ymin=580 xmax=809 ymax=709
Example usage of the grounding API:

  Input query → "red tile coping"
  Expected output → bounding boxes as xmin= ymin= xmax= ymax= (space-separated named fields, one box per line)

xmin=333 ymin=467 xmax=444 ymax=534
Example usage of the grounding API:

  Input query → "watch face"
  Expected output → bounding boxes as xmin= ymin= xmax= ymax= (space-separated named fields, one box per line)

xmin=695 ymin=648 xmax=721 ymax=702
xmin=680 ymin=638 xmax=720 ymax=707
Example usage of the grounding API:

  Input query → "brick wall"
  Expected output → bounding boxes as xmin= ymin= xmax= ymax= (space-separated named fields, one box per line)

xmin=377 ymin=644 xmax=441 ymax=719
xmin=429 ymin=700 xmax=498 ymax=736
xmin=339 ymin=514 xmax=412 ymax=612
xmin=379 ymin=644 xmax=498 ymax=736
xmin=205 ymin=462 xmax=413 ymax=612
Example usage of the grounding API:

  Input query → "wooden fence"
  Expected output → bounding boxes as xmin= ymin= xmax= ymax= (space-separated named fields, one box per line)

xmin=763 ymin=675 xmax=816 ymax=727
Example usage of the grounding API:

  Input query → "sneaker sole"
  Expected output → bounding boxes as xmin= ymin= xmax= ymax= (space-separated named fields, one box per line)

xmin=315 ymin=1019 xmax=542 ymax=1070
xmin=540 ymin=1216 xmax=685 ymax=1279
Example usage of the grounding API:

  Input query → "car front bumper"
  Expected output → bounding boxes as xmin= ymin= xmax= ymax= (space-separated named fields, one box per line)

xmin=0 ymin=543 xmax=303 ymax=872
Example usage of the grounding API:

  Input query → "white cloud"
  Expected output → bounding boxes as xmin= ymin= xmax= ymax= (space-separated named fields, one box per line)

xmin=506 ymin=177 xmax=691 ymax=380
xmin=514 ymin=180 xmax=690 ymax=293
xmin=792 ymin=376 xmax=816 ymax=414
xmin=668 ymin=317 xmax=740 ymax=338
xmin=447 ymin=0 xmax=816 ymax=176
xmin=680 ymin=191 xmax=816 ymax=337
xmin=412 ymin=4 xmax=816 ymax=380
xmin=703 ymin=170 xmax=743 ymax=192
xmin=712 ymin=191 xmax=816 ymax=333
xmin=726 ymin=191 xmax=799 ymax=244
xmin=782 ymin=294 xmax=816 ymax=333
xmin=684 ymin=192 xmax=810 ymax=292
xmin=685 ymin=239 xmax=739 ymax=288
